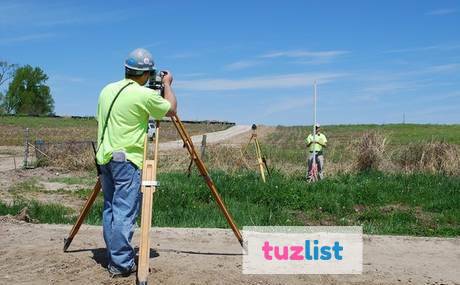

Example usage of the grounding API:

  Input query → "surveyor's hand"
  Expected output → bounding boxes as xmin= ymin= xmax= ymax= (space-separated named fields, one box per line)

xmin=162 ymin=70 xmax=173 ymax=86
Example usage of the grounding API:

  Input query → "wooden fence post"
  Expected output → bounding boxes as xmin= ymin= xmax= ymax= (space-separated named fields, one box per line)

xmin=200 ymin=134 xmax=207 ymax=159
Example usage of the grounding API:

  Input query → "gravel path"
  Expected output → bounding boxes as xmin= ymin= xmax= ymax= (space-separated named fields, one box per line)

xmin=160 ymin=125 xmax=251 ymax=150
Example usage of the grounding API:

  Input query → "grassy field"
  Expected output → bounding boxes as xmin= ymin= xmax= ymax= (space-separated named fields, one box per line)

xmin=1 ymin=118 xmax=459 ymax=237
xmin=1 ymin=171 xmax=459 ymax=237
xmin=0 ymin=116 xmax=232 ymax=146
xmin=266 ymin=124 xmax=460 ymax=147
xmin=254 ymin=124 xmax=460 ymax=176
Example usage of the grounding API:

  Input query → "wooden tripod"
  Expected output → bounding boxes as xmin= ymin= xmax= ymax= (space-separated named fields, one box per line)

xmin=243 ymin=124 xmax=270 ymax=183
xmin=63 ymin=115 xmax=243 ymax=284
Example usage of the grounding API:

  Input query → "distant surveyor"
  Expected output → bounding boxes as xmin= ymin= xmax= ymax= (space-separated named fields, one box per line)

xmin=96 ymin=48 xmax=177 ymax=278
xmin=305 ymin=124 xmax=327 ymax=180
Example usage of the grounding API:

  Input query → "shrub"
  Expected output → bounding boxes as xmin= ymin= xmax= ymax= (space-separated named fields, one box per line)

xmin=394 ymin=141 xmax=460 ymax=175
xmin=38 ymin=141 xmax=95 ymax=171
xmin=354 ymin=131 xmax=387 ymax=172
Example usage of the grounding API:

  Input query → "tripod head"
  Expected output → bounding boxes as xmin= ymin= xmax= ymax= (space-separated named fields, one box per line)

xmin=147 ymin=119 xmax=156 ymax=141
xmin=147 ymin=70 xmax=168 ymax=97
xmin=251 ymin=124 xmax=257 ymax=137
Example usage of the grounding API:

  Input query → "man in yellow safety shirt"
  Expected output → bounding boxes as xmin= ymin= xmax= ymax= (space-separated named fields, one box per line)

xmin=305 ymin=124 xmax=327 ymax=180
xmin=96 ymin=48 xmax=177 ymax=278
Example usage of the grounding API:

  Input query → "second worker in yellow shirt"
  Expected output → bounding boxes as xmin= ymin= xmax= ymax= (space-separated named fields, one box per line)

xmin=305 ymin=124 xmax=327 ymax=180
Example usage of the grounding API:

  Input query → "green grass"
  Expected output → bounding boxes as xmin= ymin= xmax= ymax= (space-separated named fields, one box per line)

xmin=2 ymin=171 xmax=458 ymax=237
xmin=48 ymin=175 xmax=94 ymax=186
xmin=8 ymin=179 xmax=44 ymax=193
xmin=0 ymin=199 xmax=74 ymax=224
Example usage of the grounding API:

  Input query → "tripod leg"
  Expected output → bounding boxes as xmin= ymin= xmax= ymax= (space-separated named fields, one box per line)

xmin=186 ymin=158 xmax=193 ymax=177
xmin=63 ymin=178 xmax=101 ymax=252
xmin=137 ymin=122 xmax=160 ymax=285
xmin=254 ymin=139 xmax=266 ymax=183
xmin=172 ymin=115 xmax=244 ymax=247
xmin=262 ymin=157 xmax=271 ymax=177
xmin=256 ymin=139 xmax=270 ymax=177
xmin=242 ymin=135 xmax=254 ymax=156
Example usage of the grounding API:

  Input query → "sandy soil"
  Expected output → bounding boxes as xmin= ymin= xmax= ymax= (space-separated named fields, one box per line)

xmin=0 ymin=220 xmax=458 ymax=285
xmin=0 ymin=146 xmax=23 ymax=172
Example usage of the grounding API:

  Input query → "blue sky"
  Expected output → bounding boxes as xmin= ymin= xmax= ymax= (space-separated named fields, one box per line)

xmin=0 ymin=0 xmax=459 ymax=125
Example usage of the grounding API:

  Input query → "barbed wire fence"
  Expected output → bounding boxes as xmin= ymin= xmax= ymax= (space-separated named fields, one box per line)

xmin=13 ymin=127 xmax=96 ymax=170
xmin=4 ymin=124 xmax=235 ymax=171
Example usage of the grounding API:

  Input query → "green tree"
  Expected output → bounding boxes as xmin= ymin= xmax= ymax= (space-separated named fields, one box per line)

xmin=0 ymin=61 xmax=18 ymax=114
xmin=4 ymin=65 xmax=54 ymax=115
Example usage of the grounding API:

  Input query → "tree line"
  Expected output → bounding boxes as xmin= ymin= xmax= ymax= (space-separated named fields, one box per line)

xmin=0 ymin=61 xmax=54 ymax=116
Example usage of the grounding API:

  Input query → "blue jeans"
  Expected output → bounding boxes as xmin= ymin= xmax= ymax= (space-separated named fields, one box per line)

xmin=100 ymin=160 xmax=141 ymax=271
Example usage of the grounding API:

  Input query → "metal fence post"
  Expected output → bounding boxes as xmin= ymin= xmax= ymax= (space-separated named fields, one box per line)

xmin=23 ymin=128 xmax=29 ymax=168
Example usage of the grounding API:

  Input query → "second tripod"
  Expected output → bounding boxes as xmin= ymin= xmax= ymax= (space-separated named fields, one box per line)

xmin=243 ymin=124 xmax=270 ymax=182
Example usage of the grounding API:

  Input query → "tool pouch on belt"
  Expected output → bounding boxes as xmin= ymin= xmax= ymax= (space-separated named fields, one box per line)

xmin=112 ymin=151 xmax=127 ymax=162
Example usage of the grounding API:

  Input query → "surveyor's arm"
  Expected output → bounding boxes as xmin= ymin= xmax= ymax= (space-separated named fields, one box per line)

xmin=162 ymin=71 xmax=177 ymax=116
xmin=319 ymin=136 xmax=327 ymax=148
xmin=305 ymin=135 xmax=312 ymax=146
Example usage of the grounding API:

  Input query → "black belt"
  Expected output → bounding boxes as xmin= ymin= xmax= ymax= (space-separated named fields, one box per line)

xmin=309 ymin=151 xmax=323 ymax=155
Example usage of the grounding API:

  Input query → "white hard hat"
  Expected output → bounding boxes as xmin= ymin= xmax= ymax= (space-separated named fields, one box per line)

xmin=125 ymin=48 xmax=155 ymax=72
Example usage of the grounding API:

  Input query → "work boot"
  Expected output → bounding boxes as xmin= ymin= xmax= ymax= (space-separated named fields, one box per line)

xmin=108 ymin=263 xmax=137 ymax=278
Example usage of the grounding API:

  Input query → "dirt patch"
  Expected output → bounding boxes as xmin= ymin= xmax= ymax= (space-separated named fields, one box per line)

xmin=0 ymin=168 xmax=94 ymax=211
xmin=39 ymin=181 xmax=88 ymax=191
xmin=0 ymin=155 xmax=22 ymax=172
xmin=0 ymin=167 xmax=90 ymax=191
xmin=0 ymin=222 xmax=458 ymax=285
xmin=0 ymin=146 xmax=23 ymax=155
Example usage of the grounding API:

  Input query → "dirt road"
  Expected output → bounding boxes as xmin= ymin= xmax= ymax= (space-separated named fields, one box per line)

xmin=0 ymin=220 xmax=458 ymax=285
xmin=161 ymin=125 xmax=251 ymax=150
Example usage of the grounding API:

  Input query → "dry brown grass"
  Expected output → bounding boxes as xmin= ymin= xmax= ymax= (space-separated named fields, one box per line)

xmin=0 ymin=120 xmax=232 ymax=146
xmin=39 ymin=142 xmax=95 ymax=171
xmin=158 ymin=144 xmax=250 ymax=174
xmin=353 ymin=131 xmax=387 ymax=172
xmin=17 ymin=122 xmax=460 ymax=178
xmin=394 ymin=141 xmax=460 ymax=175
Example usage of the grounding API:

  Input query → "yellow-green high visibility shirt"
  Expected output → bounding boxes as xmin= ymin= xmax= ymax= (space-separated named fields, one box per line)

xmin=305 ymin=133 xmax=327 ymax=153
xmin=96 ymin=79 xmax=171 ymax=168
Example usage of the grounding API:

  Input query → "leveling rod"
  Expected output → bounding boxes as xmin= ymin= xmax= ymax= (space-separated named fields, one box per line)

xmin=63 ymin=115 xmax=243 ymax=252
